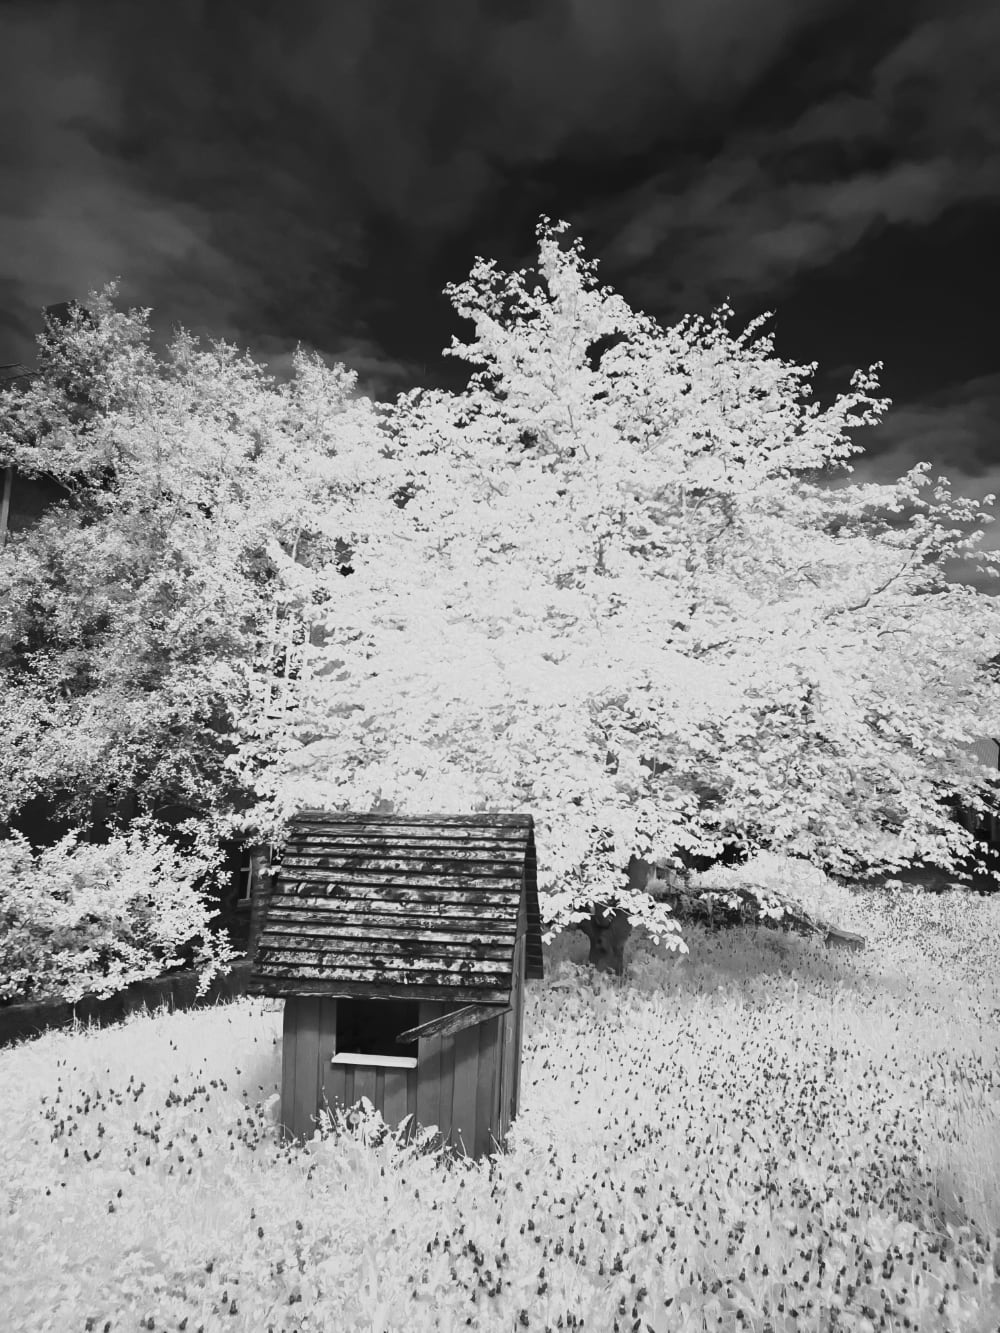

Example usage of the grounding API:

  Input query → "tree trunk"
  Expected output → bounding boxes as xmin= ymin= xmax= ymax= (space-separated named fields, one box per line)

xmin=573 ymin=855 xmax=651 ymax=975
xmin=576 ymin=905 xmax=634 ymax=976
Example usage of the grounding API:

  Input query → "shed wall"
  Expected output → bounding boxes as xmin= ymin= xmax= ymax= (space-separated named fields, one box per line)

xmin=280 ymin=992 xmax=510 ymax=1158
xmin=498 ymin=889 xmax=528 ymax=1145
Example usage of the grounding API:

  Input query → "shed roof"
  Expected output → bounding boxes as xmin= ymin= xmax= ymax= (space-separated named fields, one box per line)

xmin=246 ymin=811 xmax=543 ymax=1005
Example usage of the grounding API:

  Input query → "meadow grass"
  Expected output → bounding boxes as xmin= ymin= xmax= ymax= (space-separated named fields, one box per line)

xmin=1 ymin=885 xmax=999 ymax=1332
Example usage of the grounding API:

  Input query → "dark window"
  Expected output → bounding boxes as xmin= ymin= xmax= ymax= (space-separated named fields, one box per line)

xmin=336 ymin=998 xmax=420 ymax=1059
xmin=237 ymin=851 xmax=253 ymax=902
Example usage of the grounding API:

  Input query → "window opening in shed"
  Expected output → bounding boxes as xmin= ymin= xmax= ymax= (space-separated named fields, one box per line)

xmin=336 ymin=998 xmax=420 ymax=1060
xmin=237 ymin=842 xmax=280 ymax=903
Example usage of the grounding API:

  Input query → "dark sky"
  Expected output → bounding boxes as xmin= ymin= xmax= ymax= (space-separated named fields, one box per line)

xmin=3 ymin=0 xmax=1000 ymax=590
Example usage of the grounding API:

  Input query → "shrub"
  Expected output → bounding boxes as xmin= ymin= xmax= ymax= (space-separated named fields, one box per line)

xmin=686 ymin=847 xmax=863 ymax=931
xmin=0 ymin=820 xmax=237 ymax=1004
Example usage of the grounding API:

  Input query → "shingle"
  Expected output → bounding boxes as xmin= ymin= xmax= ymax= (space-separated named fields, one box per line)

xmin=246 ymin=811 xmax=543 ymax=1004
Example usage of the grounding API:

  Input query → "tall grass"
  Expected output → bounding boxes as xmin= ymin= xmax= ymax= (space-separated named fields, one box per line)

xmin=2 ymin=884 xmax=999 ymax=1331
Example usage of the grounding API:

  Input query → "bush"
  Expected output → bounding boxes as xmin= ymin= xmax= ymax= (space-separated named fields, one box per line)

xmin=684 ymin=848 xmax=864 ymax=932
xmin=0 ymin=821 xmax=237 ymax=1004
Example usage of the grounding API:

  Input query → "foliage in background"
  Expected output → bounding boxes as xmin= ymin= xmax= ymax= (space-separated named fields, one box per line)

xmin=4 ymin=224 xmax=1000 ymax=953
xmin=0 ymin=821 xmax=236 ymax=1004
xmin=0 ymin=290 xmax=396 ymax=836
xmin=231 ymin=218 xmax=1000 ymax=944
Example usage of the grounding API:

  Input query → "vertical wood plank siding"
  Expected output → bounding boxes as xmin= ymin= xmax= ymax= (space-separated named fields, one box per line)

xmin=283 ymin=995 xmax=324 ymax=1141
xmin=498 ymin=1010 xmax=513 ymax=1147
xmin=437 ymin=1022 xmax=457 ymax=1149
xmin=475 ymin=1012 xmax=501 ymax=1158
xmin=259 ymin=812 xmax=543 ymax=1158
xmin=382 ymin=1068 xmax=410 ymax=1136
xmin=450 ymin=1025 xmax=480 ymax=1157
xmin=317 ymin=997 xmax=343 ymax=1130
xmin=510 ymin=892 xmax=528 ymax=1125
xmin=282 ymin=995 xmax=518 ymax=1153
xmin=280 ymin=1000 xmax=298 ymax=1141
xmin=416 ymin=1000 xmax=444 ymax=1149
xmin=353 ymin=1066 xmax=377 ymax=1114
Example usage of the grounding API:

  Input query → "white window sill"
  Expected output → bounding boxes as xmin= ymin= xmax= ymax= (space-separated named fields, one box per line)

xmin=331 ymin=1052 xmax=418 ymax=1070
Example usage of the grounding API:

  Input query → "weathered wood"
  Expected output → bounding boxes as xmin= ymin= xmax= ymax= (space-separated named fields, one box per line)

xmin=284 ymin=995 xmax=324 ymax=1143
xmin=318 ymin=997 xmax=345 ymax=1133
xmin=475 ymin=1011 xmax=501 ymax=1160
xmin=255 ymin=948 xmax=512 ymax=977
xmin=280 ymin=999 xmax=298 ymax=1143
xmin=396 ymin=1002 xmax=511 ymax=1044
xmin=352 ymin=1065 xmax=377 ymax=1114
xmin=437 ymin=1021 xmax=457 ymax=1149
xmin=510 ymin=897 xmax=528 ymax=1125
xmin=416 ymin=1001 xmax=444 ymax=1149
xmin=498 ymin=1008 xmax=514 ymax=1147
xmin=258 ymin=901 xmax=517 ymax=933
xmin=267 ymin=889 xmax=519 ymax=913
xmin=522 ymin=849 xmax=544 ymax=982
xmin=248 ymin=848 xmax=275 ymax=961
xmin=278 ymin=874 xmax=520 ymax=895
xmin=451 ymin=1024 xmax=480 ymax=1158
xmin=291 ymin=811 xmax=532 ymax=827
xmin=268 ymin=884 xmax=519 ymax=909
xmin=289 ymin=833 xmax=529 ymax=854
xmin=278 ymin=865 xmax=521 ymax=887
xmin=261 ymin=922 xmax=514 ymax=951
xmin=255 ymin=810 xmax=543 ymax=1161
xmin=283 ymin=840 xmax=526 ymax=857
xmin=283 ymin=844 xmax=527 ymax=863
xmin=382 ymin=1066 xmax=411 ymax=1135
xmin=246 ymin=974 xmax=512 ymax=1004
xmin=260 ymin=937 xmax=513 ymax=967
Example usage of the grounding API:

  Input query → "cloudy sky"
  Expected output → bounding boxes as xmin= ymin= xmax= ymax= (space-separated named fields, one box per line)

xmin=2 ymin=0 xmax=999 ymax=591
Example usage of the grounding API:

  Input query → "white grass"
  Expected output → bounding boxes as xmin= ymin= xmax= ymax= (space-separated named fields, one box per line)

xmin=2 ymin=885 xmax=999 ymax=1332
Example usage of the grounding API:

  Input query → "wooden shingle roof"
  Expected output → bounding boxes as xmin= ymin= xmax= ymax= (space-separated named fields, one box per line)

xmin=246 ymin=811 xmax=543 ymax=1004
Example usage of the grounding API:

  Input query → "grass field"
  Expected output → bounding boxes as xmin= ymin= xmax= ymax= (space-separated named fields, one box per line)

xmin=2 ymin=881 xmax=999 ymax=1332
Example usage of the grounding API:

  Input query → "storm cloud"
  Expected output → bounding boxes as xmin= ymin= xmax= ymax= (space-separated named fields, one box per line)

xmin=1 ymin=0 xmax=998 ymax=588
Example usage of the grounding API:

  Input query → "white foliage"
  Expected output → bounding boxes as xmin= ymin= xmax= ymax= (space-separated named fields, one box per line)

xmin=240 ymin=218 xmax=1000 ymax=943
xmin=0 ymin=822 xmax=236 ymax=1003
xmin=687 ymin=849 xmax=858 ymax=927
xmin=5 ymin=232 xmax=1000 ymax=958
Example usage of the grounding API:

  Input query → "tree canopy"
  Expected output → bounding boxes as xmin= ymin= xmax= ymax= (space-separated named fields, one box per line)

xmin=228 ymin=219 xmax=1000 ymax=943
xmin=4 ymin=222 xmax=1000 ymax=950
xmin=0 ymin=288 xmax=395 ymax=833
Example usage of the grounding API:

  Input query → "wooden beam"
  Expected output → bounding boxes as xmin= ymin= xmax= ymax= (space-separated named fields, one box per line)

xmin=397 ymin=1002 xmax=511 ymax=1045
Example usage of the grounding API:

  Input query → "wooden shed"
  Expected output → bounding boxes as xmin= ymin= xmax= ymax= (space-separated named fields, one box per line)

xmin=245 ymin=811 xmax=543 ymax=1159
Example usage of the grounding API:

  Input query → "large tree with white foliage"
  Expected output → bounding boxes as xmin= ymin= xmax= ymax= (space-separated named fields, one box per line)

xmin=229 ymin=219 xmax=1000 ymax=954
xmin=0 ymin=292 xmax=402 ymax=998
xmin=0 ymin=289 xmax=396 ymax=837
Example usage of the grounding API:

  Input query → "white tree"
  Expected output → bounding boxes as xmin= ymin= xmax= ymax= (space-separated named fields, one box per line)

xmin=0 ymin=286 xmax=398 ymax=835
xmin=230 ymin=219 xmax=1000 ymax=956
